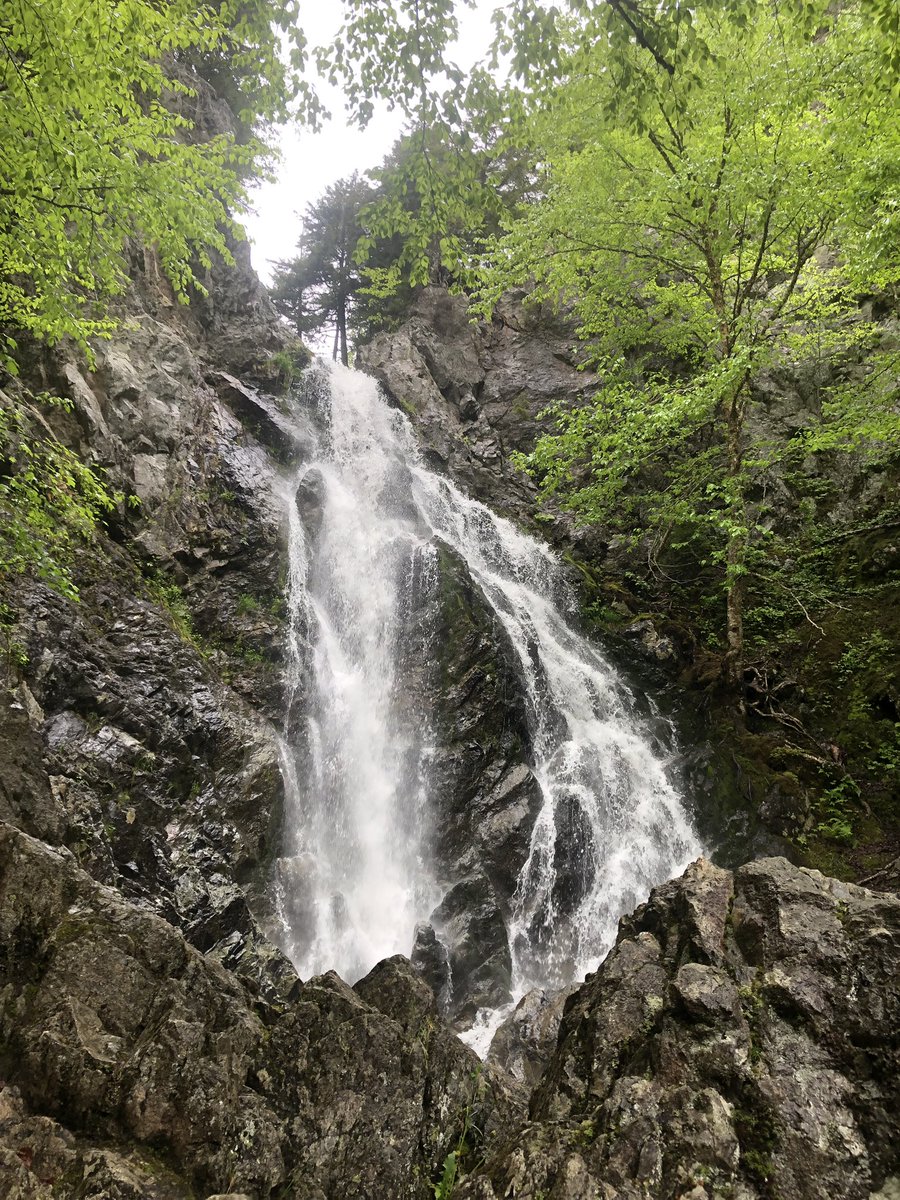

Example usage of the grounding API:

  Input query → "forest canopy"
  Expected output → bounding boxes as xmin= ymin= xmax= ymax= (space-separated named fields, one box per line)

xmin=0 ymin=0 xmax=480 ymax=363
xmin=460 ymin=0 xmax=900 ymax=687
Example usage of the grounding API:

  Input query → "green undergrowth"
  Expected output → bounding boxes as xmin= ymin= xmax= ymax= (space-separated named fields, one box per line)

xmin=432 ymin=1068 xmax=486 ymax=1199
xmin=144 ymin=570 xmax=205 ymax=651
xmin=0 ymin=387 xmax=129 ymax=602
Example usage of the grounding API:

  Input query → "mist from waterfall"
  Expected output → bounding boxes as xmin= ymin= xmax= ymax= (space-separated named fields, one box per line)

xmin=275 ymin=359 xmax=701 ymax=1034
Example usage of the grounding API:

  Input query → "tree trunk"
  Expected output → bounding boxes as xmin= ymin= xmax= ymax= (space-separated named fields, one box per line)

xmin=723 ymin=382 xmax=749 ymax=707
xmin=338 ymin=297 xmax=349 ymax=367
xmin=724 ymin=533 xmax=745 ymax=697
xmin=704 ymin=235 xmax=746 ymax=705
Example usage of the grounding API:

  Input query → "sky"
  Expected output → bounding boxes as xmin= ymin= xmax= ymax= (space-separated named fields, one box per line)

xmin=244 ymin=2 xmax=500 ymax=283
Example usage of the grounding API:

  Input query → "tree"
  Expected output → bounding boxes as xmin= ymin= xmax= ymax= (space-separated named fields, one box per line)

xmin=472 ymin=2 xmax=900 ymax=695
xmin=0 ymin=0 xmax=493 ymax=370
xmin=358 ymin=90 xmax=538 ymax=294
xmin=271 ymin=175 xmax=376 ymax=365
xmin=343 ymin=0 xmax=900 ymax=295
xmin=271 ymin=124 xmax=532 ymax=361
xmin=0 ymin=0 xmax=475 ymax=593
xmin=0 ymin=0 xmax=328 ymax=367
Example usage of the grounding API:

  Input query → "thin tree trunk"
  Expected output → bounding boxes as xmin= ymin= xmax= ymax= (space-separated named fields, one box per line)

xmin=338 ymin=296 xmax=348 ymax=367
xmin=703 ymin=233 xmax=746 ymax=706
xmin=723 ymin=383 xmax=749 ymax=707
xmin=725 ymin=532 xmax=746 ymax=696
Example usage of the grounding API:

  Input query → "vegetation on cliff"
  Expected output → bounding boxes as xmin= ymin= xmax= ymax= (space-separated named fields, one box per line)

xmin=474 ymin=4 xmax=898 ymax=692
xmin=0 ymin=0 xmax=325 ymax=360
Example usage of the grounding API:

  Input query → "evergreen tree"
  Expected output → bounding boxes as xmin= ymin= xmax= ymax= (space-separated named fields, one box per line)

xmin=271 ymin=175 xmax=374 ymax=365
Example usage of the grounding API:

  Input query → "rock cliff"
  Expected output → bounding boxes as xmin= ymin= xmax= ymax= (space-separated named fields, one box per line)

xmin=0 ymin=239 xmax=305 ymax=1002
xmin=0 ymin=822 xmax=524 ymax=1198
xmin=3 ymin=817 xmax=899 ymax=1198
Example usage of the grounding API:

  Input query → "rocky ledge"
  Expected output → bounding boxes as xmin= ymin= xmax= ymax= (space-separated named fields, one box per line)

xmin=2 ymin=830 xmax=898 ymax=1199
xmin=462 ymin=856 xmax=900 ymax=1200
xmin=0 ymin=821 xmax=524 ymax=1199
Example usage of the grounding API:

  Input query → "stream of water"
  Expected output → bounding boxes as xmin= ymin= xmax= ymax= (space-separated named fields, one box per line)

xmin=275 ymin=360 xmax=701 ymax=1046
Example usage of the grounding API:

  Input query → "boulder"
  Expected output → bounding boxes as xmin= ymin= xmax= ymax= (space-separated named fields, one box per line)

xmin=0 ymin=822 xmax=525 ymax=1199
xmin=457 ymin=856 xmax=900 ymax=1200
xmin=487 ymin=986 xmax=574 ymax=1089
xmin=358 ymin=287 xmax=596 ymax=528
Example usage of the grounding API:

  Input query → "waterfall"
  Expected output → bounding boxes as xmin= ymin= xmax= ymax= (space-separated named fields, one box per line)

xmin=275 ymin=364 xmax=440 ymax=984
xmin=276 ymin=359 xmax=701 ymax=1038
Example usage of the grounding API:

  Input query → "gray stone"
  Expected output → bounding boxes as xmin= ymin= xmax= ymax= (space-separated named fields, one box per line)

xmin=457 ymin=856 xmax=900 ymax=1200
xmin=488 ymin=986 xmax=573 ymax=1088
xmin=0 ymin=822 xmax=525 ymax=1199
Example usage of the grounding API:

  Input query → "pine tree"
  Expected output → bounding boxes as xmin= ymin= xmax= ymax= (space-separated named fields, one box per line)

xmin=270 ymin=175 xmax=375 ymax=365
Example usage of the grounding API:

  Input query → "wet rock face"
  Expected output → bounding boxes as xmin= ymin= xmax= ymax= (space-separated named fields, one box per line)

xmin=457 ymin=857 xmax=900 ymax=1200
xmin=0 ymin=823 xmax=525 ymax=1199
xmin=1 ymin=208 xmax=307 ymax=1001
xmin=7 ymin=828 xmax=893 ymax=1200
xmin=487 ymin=986 xmax=574 ymax=1090
xmin=0 ymin=563 xmax=289 ymax=997
xmin=358 ymin=287 xmax=595 ymax=527
xmin=419 ymin=546 xmax=542 ymax=1026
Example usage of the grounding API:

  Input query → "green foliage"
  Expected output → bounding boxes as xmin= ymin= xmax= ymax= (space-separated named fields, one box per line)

xmin=866 ymin=724 xmax=900 ymax=782
xmin=834 ymin=631 xmax=900 ymax=789
xmin=837 ymin=632 xmax=895 ymax=689
xmin=798 ymin=350 xmax=900 ymax=458
xmin=474 ymin=1 xmax=899 ymax=674
xmin=433 ymin=1150 xmax=459 ymax=1200
xmin=0 ymin=0 xmax=321 ymax=363
xmin=345 ymin=0 xmax=900 ymax=295
xmin=233 ymin=638 xmax=264 ymax=665
xmin=273 ymin=127 xmax=528 ymax=358
xmin=145 ymin=571 xmax=200 ymax=649
xmin=269 ymin=349 xmax=305 ymax=394
xmin=431 ymin=1068 xmax=482 ymax=1199
xmin=0 ymin=390 xmax=122 ymax=599
xmin=814 ymin=778 xmax=858 ymax=845
xmin=359 ymin=95 xmax=532 ymax=292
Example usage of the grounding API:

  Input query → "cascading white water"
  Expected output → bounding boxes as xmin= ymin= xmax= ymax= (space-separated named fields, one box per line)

xmin=277 ymin=359 xmax=701 ymax=1030
xmin=275 ymin=363 xmax=441 ymax=984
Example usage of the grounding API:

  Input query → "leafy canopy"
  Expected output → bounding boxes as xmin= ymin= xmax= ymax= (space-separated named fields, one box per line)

xmin=0 ymin=0 xmax=501 ymax=366
xmin=464 ymin=0 xmax=900 ymax=676
xmin=351 ymin=0 xmax=900 ymax=291
xmin=0 ymin=0 xmax=323 ymax=364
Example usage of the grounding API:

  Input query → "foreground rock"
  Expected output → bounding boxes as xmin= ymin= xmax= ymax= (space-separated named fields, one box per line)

xmin=487 ymin=986 xmax=574 ymax=1090
xmin=457 ymin=856 xmax=900 ymax=1200
xmin=3 ymin=818 xmax=899 ymax=1200
xmin=0 ymin=822 xmax=524 ymax=1199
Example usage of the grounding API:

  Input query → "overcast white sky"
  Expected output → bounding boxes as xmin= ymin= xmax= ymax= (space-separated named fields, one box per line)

xmin=244 ymin=2 xmax=500 ymax=282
